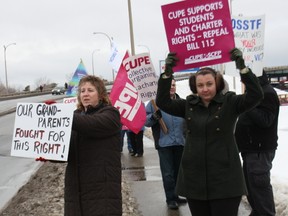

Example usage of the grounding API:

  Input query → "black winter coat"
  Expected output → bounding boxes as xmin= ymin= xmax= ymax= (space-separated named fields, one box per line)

xmin=235 ymin=72 xmax=280 ymax=152
xmin=64 ymin=104 xmax=122 ymax=216
xmin=156 ymin=70 xmax=263 ymax=200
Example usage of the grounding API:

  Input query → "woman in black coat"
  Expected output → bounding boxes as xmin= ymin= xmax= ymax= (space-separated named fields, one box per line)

xmin=156 ymin=48 xmax=263 ymax=216
xmin=65 ymin=75 xmax=122 ymax=216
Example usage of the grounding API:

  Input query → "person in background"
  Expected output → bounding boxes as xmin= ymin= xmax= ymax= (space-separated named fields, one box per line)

xmin=145 ymin=78 xmax=187 ymax=210
xmin=128 ymin=127 xmax=145 ymax=157
xmin=121 ymin=124 xmax=133 ymax=153
xmin=156 ymin=48 xmax=263 ymax=216
xmin=65 ymin=75 xmax=122 ymax=216
xmin=235 ymin=70 xmax=280 ymax=216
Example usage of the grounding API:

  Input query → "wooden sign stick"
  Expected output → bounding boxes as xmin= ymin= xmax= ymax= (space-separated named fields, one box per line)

xmin=151 ymin=99 xmax=168 ymax=134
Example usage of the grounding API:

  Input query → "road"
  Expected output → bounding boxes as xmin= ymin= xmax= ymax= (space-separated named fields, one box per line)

xmin=0 ymin=94 xmax=66 ymax=211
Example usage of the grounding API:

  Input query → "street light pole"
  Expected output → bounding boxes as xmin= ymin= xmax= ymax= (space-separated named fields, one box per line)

xmin=93 ymin=32 xmax=115 ymax=81
xmin=3 ymin=43 xmax=16 ymax=94
xmin=92 ymin=49 xmax=100 ymax=76
xmin=137 ymin=44 xmax=150 ymax=53
xmin=127 ymin=0 xmax=135 ymax=56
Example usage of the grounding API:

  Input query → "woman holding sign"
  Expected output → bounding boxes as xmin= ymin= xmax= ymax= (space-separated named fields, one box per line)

xmin=156 ymin=48 xmax=263 ymax=216
xmin=65 ymin=75 xmax=122 ymax=216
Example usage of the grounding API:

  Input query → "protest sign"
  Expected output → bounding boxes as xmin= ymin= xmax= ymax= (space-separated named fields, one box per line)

xmin=231 ymin=15 xmax=265 ymax=76
xmin=123 ymin=53 xmax=158 ymax=102
xmin=11 ymin=103 xmax=75 ymax=161
xmin=63 ymin=97 xmax=78 ymax=108
xmin=161 ymin=0 xmax=234 ymax=71
xmin=110 ymin=51 xmax=146 ymax=134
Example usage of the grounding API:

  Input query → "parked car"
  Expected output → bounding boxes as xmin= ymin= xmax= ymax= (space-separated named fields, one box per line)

xmin=271 ymin=81 xmax=288 ymax=92
xmin=51 ymin=87 xmax=66 ymax=95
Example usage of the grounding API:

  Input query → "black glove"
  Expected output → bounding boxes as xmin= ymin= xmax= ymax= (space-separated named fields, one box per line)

xmin=164 ymin=52 xmax=178 ymax=77
xmin=229 ymin=48 xmax=246 ymax=70
xmin=151 ymin=109 xmax=162 ymax=121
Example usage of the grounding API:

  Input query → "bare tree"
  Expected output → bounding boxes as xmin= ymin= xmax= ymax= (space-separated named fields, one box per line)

xmin=0 ymin=81 xmax=6 ymax=95
xmin=34 ymin=77 xmax=51 ymax=91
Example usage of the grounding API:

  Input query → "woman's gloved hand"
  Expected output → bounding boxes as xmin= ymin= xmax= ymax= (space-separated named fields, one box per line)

xmin=44 ymin=100 xmax=57 ymax=105
xmin=229 ymin=48 xmax=246 ymax=70
xmin=164 ymin=52 xmax=178 ymax=77
xmin=151 ymin=109 xmax=162 ymax=121
xmin=35 ymin=157 xmax=47 ymax=162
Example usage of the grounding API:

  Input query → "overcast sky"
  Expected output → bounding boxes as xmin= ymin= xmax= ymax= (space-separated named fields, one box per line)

xmin=0 ymin=0 xmax=287 ymax=90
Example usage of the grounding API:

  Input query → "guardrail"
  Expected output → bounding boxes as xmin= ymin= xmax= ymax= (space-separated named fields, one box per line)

xmin=0 ymin=86 xmax=113 ymax=101
xmin=0 ymin=74 xmax=191 ymax=101
xmin=0 ymin=90 xmax=51 ymax=101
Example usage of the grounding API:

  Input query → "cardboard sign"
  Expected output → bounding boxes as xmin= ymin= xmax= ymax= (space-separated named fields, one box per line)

xmin=224 ymin=15 xmax=265 ymax=77
xmin=11 ymin=103 xmax=75 ymax=161
xmin=233 ymin=15 xmax=265 ymax=76
xmin=123 ymin=53 xmax=158 ymax=102
xmin=161 ymin=0 xmax=235 ymax=71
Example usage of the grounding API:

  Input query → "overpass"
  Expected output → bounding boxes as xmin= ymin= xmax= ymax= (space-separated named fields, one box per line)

xmin=263 ymin=66 xmax=288 ymax=91
xmin=264 ymin=66 xmax=288 ymax=82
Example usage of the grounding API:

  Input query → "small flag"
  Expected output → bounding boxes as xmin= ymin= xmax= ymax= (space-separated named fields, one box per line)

xmin=109 ymin=41 xmax=125 ymax=72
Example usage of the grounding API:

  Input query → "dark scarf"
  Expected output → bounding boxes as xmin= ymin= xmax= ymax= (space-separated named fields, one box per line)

xmin=83 ymin=102 xmax=106 ymax=115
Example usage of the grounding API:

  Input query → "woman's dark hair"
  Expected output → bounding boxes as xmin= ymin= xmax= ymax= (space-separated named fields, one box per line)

xmin=77 ymin=75 xmax=111 ymax=110
xmin=189 ymin=67 xmax=225 ymax=94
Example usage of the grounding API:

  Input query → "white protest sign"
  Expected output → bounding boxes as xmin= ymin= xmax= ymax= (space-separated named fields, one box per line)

xmin=225 ymin=15 xmax=265 ymax=77
xmin=11 ymin=103 xmax=75 ymax=161
xmin=123 ymin=53 xmax=158 ymax=102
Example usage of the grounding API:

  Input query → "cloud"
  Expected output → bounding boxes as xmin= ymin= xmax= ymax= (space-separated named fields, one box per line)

xmin=0 ymin=0 xmax=287 ymax=90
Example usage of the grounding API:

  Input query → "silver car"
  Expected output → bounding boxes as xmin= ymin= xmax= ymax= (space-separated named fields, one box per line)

xmin=51 ymin=87 xmax=66 ymax=95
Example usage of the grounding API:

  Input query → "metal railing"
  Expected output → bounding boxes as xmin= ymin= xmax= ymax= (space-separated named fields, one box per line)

xmin=0 ymin=74 xmax=191 ymax=101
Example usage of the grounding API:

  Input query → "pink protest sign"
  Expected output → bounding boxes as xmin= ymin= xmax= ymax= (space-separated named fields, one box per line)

xmin=161 ymin=0 xmax=235 ymax=71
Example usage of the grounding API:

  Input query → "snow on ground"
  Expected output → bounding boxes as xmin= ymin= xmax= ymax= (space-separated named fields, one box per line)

xmin=175 ymin=77 xmax=288 ymax=215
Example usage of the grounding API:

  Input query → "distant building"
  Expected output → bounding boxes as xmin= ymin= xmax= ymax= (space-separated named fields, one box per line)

xmin=264 ymin=66 xmax=288 ymax=84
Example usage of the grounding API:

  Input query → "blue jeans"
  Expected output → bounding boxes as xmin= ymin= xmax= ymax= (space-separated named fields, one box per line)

xmin=157 ymin=145 xmax=184 ymax=202
xmin=241 ymin=151 xmax=276 ymax=216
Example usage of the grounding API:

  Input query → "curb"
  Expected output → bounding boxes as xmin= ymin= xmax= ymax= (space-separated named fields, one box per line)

xmin=0 ymin=107 xmax=16 ymax=117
